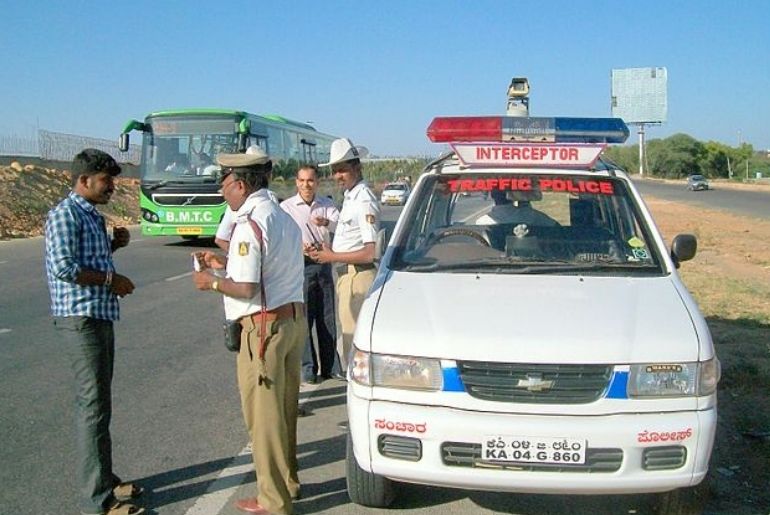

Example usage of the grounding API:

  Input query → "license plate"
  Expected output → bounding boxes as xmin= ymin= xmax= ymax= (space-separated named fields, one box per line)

xmin=177 ymin=226 xmax=203 ymax=235
xmin=482 ymin=435 xmax=587 ymax=464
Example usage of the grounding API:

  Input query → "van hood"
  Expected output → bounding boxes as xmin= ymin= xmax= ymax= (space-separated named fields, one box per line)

xmin=368 ymin=271 xmax=698 ymax=364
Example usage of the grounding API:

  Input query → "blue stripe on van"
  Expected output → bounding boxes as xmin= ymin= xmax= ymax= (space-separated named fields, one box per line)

xmin=606 ymin=371 xmax=629 ymax=399
xmin=443 ymin=367 xmax=629 ymax=398
xmin=442 ymin=367 xmax=465 ymax=392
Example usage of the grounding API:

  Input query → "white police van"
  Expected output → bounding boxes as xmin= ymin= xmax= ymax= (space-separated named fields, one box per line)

xmin=345 ymin=114 xmax=720 ymax=514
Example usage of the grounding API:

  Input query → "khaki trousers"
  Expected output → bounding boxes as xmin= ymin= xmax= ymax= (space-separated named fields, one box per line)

xmin=237 ymin=312 xmax=307 ymax=515
xmin=336 ymin=265 xmax=376 ymax=371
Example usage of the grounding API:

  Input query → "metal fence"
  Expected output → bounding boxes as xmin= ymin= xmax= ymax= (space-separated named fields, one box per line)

xmin=0 ymin=129 xmax=141 ymax=164
xmin=0 ymin=133 xmax=38 ymax=157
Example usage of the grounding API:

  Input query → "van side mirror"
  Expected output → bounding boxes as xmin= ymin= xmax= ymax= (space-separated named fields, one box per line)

xmin=118 ymin=133 xmax=129 ymax=152
xmin=671 ymin=234 xmax=697 ymax=268
xmin=374 ymin=229 xmax=387 ymax=265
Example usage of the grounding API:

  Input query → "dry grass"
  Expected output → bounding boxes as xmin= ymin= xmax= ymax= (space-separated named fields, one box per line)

xmin=645 ymin=197 xmax=770 ymax=514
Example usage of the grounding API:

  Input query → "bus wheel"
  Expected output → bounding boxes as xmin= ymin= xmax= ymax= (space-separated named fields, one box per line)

xmin=346 ymin=433 xmax=395 ymax=507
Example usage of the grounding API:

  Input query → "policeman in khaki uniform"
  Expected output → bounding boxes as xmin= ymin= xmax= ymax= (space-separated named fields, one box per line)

xmin=192 ymin=148 xmax=306 ymax=515
xmin=308 ymin=138 xmax=380 ymax=374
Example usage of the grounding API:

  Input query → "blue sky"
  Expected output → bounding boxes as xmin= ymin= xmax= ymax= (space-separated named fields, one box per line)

xmin=2 ymin=0 xmax=768 ymax=156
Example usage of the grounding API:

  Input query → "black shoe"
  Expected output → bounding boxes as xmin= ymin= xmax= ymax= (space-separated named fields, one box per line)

xmin=322 ymin=372 xmax=347 ymax=382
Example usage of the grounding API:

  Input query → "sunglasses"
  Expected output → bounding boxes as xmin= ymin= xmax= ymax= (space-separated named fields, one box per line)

xmin=218 ymin=174 xmax=242 ymax=194
xmin=332 ymin=162 xmax=354 ymax=173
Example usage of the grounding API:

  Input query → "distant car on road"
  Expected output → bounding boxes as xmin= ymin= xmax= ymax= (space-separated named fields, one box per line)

xmin=380 ymin=182 xmax=411 ymax=206
xmin=687 ymin=174 xmax=710 ymax=191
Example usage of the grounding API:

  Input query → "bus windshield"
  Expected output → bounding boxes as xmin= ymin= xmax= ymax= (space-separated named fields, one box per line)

xmin=141 ymin=117 xmax=241 ymax=182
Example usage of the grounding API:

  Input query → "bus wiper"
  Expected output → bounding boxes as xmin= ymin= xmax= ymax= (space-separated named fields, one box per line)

xmin=147 ymin=180 xmax=169 ymax=190
xmin=146 ymin=179 xmax=194 ymax=190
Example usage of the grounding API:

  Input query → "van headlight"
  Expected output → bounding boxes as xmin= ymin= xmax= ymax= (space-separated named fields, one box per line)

xmin=628 ymin=358 xmax=720 ymax=397
xmin=350 ymin=348 xmax=443 ymax=391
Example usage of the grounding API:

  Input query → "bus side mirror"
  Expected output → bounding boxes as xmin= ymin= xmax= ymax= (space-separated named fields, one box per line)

xmin=671 ymin=233 xmax=697 ymax=268
xmin=119 ymin=133 xmax=129 ymax=152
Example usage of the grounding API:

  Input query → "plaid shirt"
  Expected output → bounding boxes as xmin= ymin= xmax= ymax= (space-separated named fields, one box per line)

xmin=45 ymin=192 xmax=119 ymax=320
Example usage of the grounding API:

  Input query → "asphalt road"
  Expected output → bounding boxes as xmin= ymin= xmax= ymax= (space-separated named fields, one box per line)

xmin=2 ymin=181 xmax=763 ymax=515
xmin=632 ymin=178 xmax=770 ymax=220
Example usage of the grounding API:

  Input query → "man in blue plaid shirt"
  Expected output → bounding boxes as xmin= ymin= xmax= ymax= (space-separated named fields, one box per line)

xmin=45 ymin=149 xmax=142 ymax=515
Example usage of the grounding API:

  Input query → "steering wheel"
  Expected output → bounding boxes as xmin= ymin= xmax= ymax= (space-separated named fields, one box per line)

xmin=431 ymin=227 xmax=490 ymax=247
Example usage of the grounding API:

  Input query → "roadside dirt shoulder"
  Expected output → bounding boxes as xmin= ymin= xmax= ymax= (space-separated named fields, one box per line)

xmin=0 ymin=162 xmax=139 ymax=240
xmin=646 ymin=198 xmax=770 ymax=514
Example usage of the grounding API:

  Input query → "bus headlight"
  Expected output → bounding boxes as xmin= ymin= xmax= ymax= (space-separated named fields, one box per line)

xmin=351 ymin=348 xmax=443 ymax=391
xmin=141 ymin=208 xmax=159 ymax=223
xmin=628 ymin=358 xmax=720 ymax=397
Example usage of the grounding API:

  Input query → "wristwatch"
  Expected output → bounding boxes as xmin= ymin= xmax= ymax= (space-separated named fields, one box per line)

xmin=211 ymin=280 xmax=220 ymax=292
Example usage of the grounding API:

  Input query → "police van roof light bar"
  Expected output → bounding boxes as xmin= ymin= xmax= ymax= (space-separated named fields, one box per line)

xmin=427 ymin=116 xmax=629 ymax=144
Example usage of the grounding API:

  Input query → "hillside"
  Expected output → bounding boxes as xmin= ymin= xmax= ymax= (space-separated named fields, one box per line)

xmin=0 ymin=161 xmax=140 ymax=240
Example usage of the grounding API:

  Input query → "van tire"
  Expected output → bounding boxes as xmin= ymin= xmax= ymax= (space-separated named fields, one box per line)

xmin=346 ymin=433 xmax=395 ymax=507
xmin=656 ymin=483 xmax=708 ymax=515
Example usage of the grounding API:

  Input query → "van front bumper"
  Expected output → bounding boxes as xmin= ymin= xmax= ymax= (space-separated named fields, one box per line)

xmin=348 ymin=394 xmax=716 ymax=495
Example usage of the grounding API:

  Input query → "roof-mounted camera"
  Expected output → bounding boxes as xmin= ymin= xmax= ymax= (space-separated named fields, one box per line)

xmin=506 ymin=77 xmax=530 ymax=117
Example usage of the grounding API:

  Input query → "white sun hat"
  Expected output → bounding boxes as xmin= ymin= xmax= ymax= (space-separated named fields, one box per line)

xmin=320 ymin=138 xmax=369 ymax=167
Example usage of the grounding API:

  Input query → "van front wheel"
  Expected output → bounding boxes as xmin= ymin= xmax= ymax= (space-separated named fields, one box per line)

xmin=346 ymin=433 xmax=395 ymax=507
xmin=656 ymin=483 xmax=708 ymax=515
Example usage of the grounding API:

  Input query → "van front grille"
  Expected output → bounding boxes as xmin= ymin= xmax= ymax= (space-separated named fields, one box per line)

xmin=378 ymin=434 xmax=422 ymax=461
xmin=642 ymin=446 xmax=687 ymax=470
xmin=457 ymin=361 xmax=612 ymax=404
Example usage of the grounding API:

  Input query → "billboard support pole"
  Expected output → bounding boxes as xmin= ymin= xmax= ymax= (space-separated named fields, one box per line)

xmin=638 ymin=123 xmax=646 ymax=176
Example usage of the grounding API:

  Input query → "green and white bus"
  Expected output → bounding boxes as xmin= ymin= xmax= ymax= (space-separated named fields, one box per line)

xmin=119 ymin=109 xmax=337 ymax=238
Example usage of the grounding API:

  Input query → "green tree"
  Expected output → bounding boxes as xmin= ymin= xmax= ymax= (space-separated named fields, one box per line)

xmin=603 ymin=144 xmax=638 ymax=173
xmin=646 ymin=133 xmax=705 ymax=178
xmin=702 ymin=141 xmax=732 ymax=178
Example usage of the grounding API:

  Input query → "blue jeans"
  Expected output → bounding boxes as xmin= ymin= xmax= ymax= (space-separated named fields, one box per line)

xmin=301 ymin=263 xmax=339 ymax=381
xmin=55 ymin=316 xmax=119 ymax=514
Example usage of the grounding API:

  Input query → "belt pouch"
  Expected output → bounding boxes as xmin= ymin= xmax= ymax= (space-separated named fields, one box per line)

xmin=223 ymin=319 xmax=242 ymax=352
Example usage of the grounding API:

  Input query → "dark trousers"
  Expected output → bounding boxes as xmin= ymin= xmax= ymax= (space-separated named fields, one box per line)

xmin=55 ymin=316 xmax=120 ymax=514
xmin=301 ymin=263 xmax=339 ymax=380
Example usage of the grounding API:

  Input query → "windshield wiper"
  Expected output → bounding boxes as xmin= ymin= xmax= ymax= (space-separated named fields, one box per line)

xmin=401 ymin=260 xmax=519 ymax=272
xmin=401 ymin=259 xmax=658 ymax=274
xmin=146 ymin=180 xmax=169 ymax=190
xmin=510 ymin=262 xmax=660 ymax=275
xmin=146 ymin=179 xmax=201 ymax=190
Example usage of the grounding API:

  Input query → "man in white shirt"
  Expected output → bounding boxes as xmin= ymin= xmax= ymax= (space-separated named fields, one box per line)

xmin=475 ymin=188 xmax=559 ymax=227
xmin=308 ymin=138 xmax=380 ymax=375
xmin=192 ymin=148 xmax=305 ymax=515
xmin=280 ymin=165 xmax=341 ymax=384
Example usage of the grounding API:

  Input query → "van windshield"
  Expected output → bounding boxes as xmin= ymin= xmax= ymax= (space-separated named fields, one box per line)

xmin=391 ymin=173 xmax=664 ymax=275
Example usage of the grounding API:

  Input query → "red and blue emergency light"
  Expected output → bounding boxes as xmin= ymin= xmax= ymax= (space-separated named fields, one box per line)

xmin=427 ymin=116 xmax=629 ymax=144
